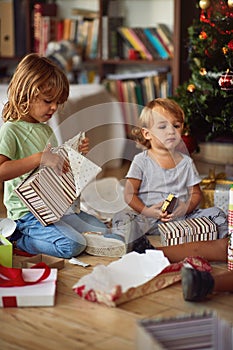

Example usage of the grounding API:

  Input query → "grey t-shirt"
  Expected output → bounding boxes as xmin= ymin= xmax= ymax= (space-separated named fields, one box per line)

xmin=126 ymin=150 xmax=201 ymax=207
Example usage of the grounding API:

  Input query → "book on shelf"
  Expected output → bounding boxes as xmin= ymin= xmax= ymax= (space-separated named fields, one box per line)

xmin=14 ymin=0 xmax=28 ymax=57
xmin=132 ymin=27 xmax=160 ymax=60
xmin=62 ymin=18 xmax=72 ymax=41
xmin=88 ymin=17 xmax=100 ymax=59
xmin=0 ymin=0 xmax=15 ymax=57
xmin=103 ymin=69 xmax=171 ymax=137
xmin=56 ymin=20 xmax=64 ymax=41
xmin=118 ymin=27 xmax=153 ymax=60
xmin=33 ymin=2 xmax=58 ymax=55
xmin=67 ymin=9 xmax=99 ymax=60
xmin=156 ymin=23 xmax=174 ymax=57
xmin=102 ymin=16 xmax=124 ymax=60
xmin=143 ymin=27 xmax=170 ymax=59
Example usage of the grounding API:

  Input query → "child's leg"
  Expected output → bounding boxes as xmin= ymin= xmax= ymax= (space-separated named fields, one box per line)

xmin=16 ymin=212 xmax=87 ymax=258
xmin=111 ymin=209 xmax=154 ymax=251
xmin=62 ymin=211 xmax=108 ymax=234
xmin=213 ymin=270 xmax=233 ymax=292
xmin=187 ymin=207 xmax=228 ymax=239
xmin=157 ymin=237 xmax=228 ymax=263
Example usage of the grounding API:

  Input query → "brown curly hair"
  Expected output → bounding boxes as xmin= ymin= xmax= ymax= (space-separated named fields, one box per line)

xmin=130 ymin=98 xmax=185 ymax=149
xmin=2 ymin=53 xmax=69 ymax=122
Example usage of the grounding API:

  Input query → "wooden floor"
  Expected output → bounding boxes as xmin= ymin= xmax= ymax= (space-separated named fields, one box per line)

xmin=1 ymin=163 xmax=233 ymax=350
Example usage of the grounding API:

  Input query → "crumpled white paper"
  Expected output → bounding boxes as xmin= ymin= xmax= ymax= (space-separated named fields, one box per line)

xmin=73 ymin=250 xmax=170 ymax=293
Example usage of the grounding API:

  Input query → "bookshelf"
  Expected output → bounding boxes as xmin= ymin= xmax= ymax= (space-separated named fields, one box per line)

xmin=0 ymin=0 xmax=198 ymax=89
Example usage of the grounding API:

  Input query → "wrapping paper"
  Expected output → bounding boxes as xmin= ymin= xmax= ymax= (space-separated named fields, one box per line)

xmin=73 ymin=251 xmax=211 ymax=307
xmin=158 ymin=217 xmax=218 ymax=246
xmin=228 ymin=186 xmax=233 ymax=271
xmin=15 ymin=132 xmax=102 ymax=226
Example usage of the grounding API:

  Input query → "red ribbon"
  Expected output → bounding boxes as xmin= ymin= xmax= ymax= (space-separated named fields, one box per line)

xmin=0 ymin=262 xmax=51 ymax=287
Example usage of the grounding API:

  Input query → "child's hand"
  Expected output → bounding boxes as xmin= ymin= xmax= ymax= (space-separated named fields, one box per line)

xmin=41 ymin=145 xmax=70 ymax=176
xmin=170 ymin=200 xmax=188 ymax=218
xmin=142 ymin=202 xmax=166 ymax=220
xmin=162 ymin=200 xmax=187 ymax=221
xmin=78 ymin=137 xmax=89 ymax=154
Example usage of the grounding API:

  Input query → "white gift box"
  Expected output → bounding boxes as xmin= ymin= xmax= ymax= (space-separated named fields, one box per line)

xmin=0 ymin=268 xmax=57 ymax=307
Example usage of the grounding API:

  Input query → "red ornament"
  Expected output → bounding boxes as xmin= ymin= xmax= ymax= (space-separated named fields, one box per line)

xmin=218 ymin=70 xmax=233 ymax=90
xmin=228 ymin=39 xmax=233 ymax=51
xmin=178 ymin=133 xmax=198 ymax=155
xmin=199 ymin=31 xmax=208 ymax=39
xmin=182 ymin=134 xmax=198 ymax=154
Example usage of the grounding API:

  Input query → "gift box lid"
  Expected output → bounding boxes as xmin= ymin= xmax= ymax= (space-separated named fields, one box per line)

xmin=20 ymin=254 xmax=64 ymax=270
xmin=136 ymin=311 xmax=232 ymax=349
xmin=0 ymin=268 xmax=57 ymax=307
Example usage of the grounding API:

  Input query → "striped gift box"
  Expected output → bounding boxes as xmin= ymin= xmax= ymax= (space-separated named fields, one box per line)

xmin=158 ymin=217 xmax=218 ymax=246
xmin=15 ymin=147 xmax=101 ymax=226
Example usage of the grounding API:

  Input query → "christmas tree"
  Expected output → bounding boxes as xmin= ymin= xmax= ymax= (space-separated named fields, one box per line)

xmin=172 ymin=0 xmax=233 ymax=144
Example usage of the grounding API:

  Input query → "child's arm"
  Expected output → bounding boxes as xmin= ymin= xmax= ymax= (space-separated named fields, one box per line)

xmin=0 ymin=146 xmax=69 ymax=182
xmin=124 ymin=178 xmax=164 ymax=219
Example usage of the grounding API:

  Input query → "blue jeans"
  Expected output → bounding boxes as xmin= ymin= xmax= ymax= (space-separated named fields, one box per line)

xmin=16 ymin=211 xmax=108 ymax=258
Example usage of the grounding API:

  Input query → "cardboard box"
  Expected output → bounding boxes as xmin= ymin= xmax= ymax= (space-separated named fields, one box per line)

xmin=0 ymin=235 xmax=12 ymax=267
xmin=20 ymin=254 xmax=64 ymax=270
xmin=73 ymin=251 xmax=210 ymax=307
xmin=0 ymin=268 xmax=57 ymax=307
xmin=136 ymin=312 xmax=233 ymax=349
xmin=158 ymin=217 xmax=218 ymax=246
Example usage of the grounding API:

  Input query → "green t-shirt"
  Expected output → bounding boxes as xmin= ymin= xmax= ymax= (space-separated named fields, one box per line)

xmin=0 ymin=120 xmax=58 ymax=220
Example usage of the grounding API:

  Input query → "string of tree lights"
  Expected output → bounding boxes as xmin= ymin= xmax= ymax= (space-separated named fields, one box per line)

xmin=172 ymin=0 xmax=233 ymax=145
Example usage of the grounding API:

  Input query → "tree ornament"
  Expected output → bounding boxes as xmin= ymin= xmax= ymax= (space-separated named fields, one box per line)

xmin=199 ymin=0 xmax=211 ymax=10
xmin=199 ymin=31 xmax=208 ymax=39
xmin=181 ymin=131 xmax=198 ymax=154
xmin=228 ymin=0 xmax=233 ymax=8
xmin=228 ymin=39 xmax=233 ymax=51
xmin=218 ymin=69 xmax=233 ymax=90
xmin=222 ymin=46 xmax=228 ymax=55
xmin=200 ymin=68 xmax=207 ymax=76
xmin=187 ymin=84 xmax=196 ymax=92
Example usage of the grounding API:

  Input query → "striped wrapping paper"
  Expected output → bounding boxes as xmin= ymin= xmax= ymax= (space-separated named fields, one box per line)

xmin=15 ymin=147 xmax=101 ymax=226
xmin=228 ymin=186 xmax=233 ymax=271
xmin=158 ymin=217 xmax=218 ymax=246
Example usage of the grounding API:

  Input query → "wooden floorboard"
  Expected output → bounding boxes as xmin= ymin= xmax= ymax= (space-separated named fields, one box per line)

xmin=0 ymin=245 xmax=232 ymax=350
xmin=0 ymin=164 xmax=233 ymax=349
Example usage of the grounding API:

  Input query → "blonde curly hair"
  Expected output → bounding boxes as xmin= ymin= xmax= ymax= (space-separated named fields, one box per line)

xmin=131 ymin=98 xmax=185 ymax=149
xmin=2 ymin=53 xmax=69 ymax=122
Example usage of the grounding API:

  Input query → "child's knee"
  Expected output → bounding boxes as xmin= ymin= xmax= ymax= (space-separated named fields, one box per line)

xmin=59 ymin=238 xmax=86 ymax=258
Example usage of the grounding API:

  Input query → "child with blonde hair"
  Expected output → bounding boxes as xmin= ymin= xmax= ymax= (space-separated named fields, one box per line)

xmin=111 ymin=98 xmax=228 ymax=252
xmin=0 ymin=53 xmax=125 ymax=258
